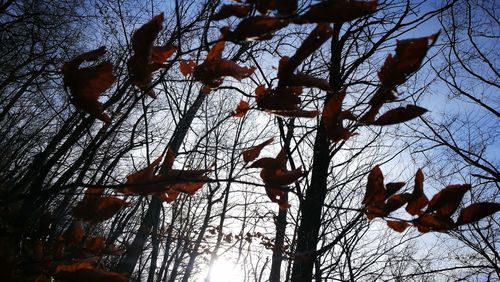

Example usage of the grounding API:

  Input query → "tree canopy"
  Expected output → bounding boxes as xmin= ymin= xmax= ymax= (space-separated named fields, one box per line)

xmin=0 ymin=0 xmax=498 ymax=281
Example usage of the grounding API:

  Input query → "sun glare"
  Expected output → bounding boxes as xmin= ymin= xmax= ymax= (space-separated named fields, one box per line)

xmin=203 ymin=258 xmax=243 ymax=282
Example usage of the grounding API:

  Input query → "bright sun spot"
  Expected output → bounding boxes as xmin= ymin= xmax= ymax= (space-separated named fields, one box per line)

xmin=201 ymin=258 xmax=243 ymax=282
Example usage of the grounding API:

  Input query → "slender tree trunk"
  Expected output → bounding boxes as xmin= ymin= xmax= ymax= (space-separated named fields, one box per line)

xmin=290 ymin=24 xmax=343 ymax=282
xmin=115 ymin=43 xmax=250 ymax=276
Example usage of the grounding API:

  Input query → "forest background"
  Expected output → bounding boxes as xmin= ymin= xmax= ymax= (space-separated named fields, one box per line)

xmin=0 ymin=0 xmax=498 ymax=281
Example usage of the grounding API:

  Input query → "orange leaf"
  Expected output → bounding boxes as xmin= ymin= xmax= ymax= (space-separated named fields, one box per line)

xmin=265 ymin=186 xmax=291 ymax=210
xmin=371 ymin=105 xmax=428 ymax=126
xmin=56 ymin=262 xmax=127 ymax=282
xmin=426 ymin=184 xmax=471 ymax=217
xmin=365 ymin=204 xmax=386 ymax=220
xmin=62 ymin=47 xmax=115 ymax=123
xmin=362 ymin=165 xmax=385 ymax=206
xmin=249 ymin=148 xmax=301 ymax=209
xmin=286 ymin=72 xmax=332 ymax=92
xmin=151 ymin=45 xmax=177 ymax=65
xmin=260 ymin=168 xmax=305 ymax=187
xmin=128 ymin=13 xmax=172 ymax=97
xmin=231 ymin=100 xmax=250 ymax=117
xmin=295 ymin=0 xmax=377 ymax=24
xmin=384 ymin=193 xmax=412 ymax=214
xmin=207 ymin=39 xmax=225 ymax=62
xmin=406 ymin=169 xmax=428 ymax=216
xmin=279 ymin=24 xmax=333 ymax=82
xmin=179 ymin=60 xmax=196 ymax=76
xmin=386 ymin=220 xmax=410 ymax=233
xmin=413 ymin=213 xmax=455 ymax=233
xmin=73 ymin=188 xmax=128 ymax=223
xmin=122 ymin=156 xmax=163 ymax=195
xmin=322 ymin=88 xmax=355 ymax=142
xmin=56 ymin=261 xmax=93 ymax=273
xmin=85 ymin=236 xmax=106 ymax=253
xmin=212 ymin=4 xmax=251 ymax=21
xmin=242 ymin=138 xmax=274 ymax=163
xmin=193 ymin=38 xmax=255 ymax=88
xmin=223 ymin=16 xmax=289 ymax=42
xmin=64 ymin=221 xmax=84 ymax=246
xmin=215 ymin=59 xmax=256 ymax=81
xmin=163 ymin=148 xmax=176 ymax=172
xmin=158 ymin=189 xmax=180 ymax=203
xmin=456 ymin=202 xmax=500 ymax=226
xmin=378 ymin=32 xmax=439 ymax=87
xmin=385 ymin=182 xmax=406 ymax=198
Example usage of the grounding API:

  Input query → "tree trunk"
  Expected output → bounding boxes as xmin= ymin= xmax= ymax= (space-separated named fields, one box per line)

xmin=290 ymin=24 xmax=343 ymax=282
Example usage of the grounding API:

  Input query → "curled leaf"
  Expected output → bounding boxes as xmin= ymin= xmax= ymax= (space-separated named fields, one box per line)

xmin=222 ymin=16 xmax=288 ymax=42
xmin=212 ymin=4 xmax=251 ymax=20
xmin=384 ymin=193 xmax=412 ymax=214
xmin=62 ymin=47 xmax=116 ymax=123
xmin=413 ymin=213 xmax=455 ymax=233
xmin=378 ymin=32 xmax=439 ymax=88
xmin=73 ymin=187 xmax=129 ymax=223
xmin=406 ymin=169 xmax=428 ymax=216
xmin=128 ymin=13 xmax=176 ymax=97
xmin=193 ymin=38 xmax=255 ymax=89
xmin=250 ymin=149 xmax=303 ymax=208
xmin=295 ymin=0 xmax=377 ymax=24
xmin=371 ymin=105 xmax=428 ymax=126
xmin=362 ymin=165 xmax=385 ymax=206
xmin=322 ymin=88 xmax=355 ymax=142
xmin=242 ymin=138 xmax=274 ymax=163
xmin=279 ymin=24 xmax=333 ymax=82
xmin=426 ymin=184 xmax=471 ymax=217
xmin=231 ymin=100 xmax=250 ymax=117
xmin=119 ymin=152 xmax=210 ymax=201
xmin=386 ymin=220 xmax=410 ymax=233
xmin=456 ymin=202 xmax=500 ymax=226
xmin=385 ymin=182 xmax=406 ymax=198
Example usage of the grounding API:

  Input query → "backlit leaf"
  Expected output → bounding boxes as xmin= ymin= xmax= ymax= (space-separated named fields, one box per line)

xmin=231 ymin=100 xmax=250 ymax=117
xmin=295 ymin=0 xmax=377 ymax=24
xmin=180 ymin=60 xmax=196 ymax=76
xmin=385 ymin=182 xmax=406 ymax=198
xmin=413 ymin=213 xmax=454 ymax=233
xmin=212 ymin=4 xmax=251 ymax=21
xmin=62 ymin=47 xmax=116 ymax=123
xmin=378 ymin=32 xmax=439 ymax=87
xmin=406 ymin=169 xmax=428 ymax=216
xmin=426 ymin=184 xmax=471 ymax=217
xmin=386 ymin=220 xmax=410 ymax=233
xmin=362 ymin=165 xmax=385 ymax=206
xmin=371 ymin=105 xmax=428 ymax=126
xmin=456 ymin=202 xmax=500 ymax=226
xmin=222 ymin=16 xmax=288 ymax=42
xmin=128 ymin=13 xmax=175 ymax=98
xmin=242 ymin=138 xmax=274 ymax=163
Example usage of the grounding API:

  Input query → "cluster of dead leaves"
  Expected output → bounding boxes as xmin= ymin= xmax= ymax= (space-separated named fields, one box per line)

xmin=242 ymin=138 xmax=305 ymax=209
xmin=118 ymin=148 xmax=211 ymax=203
xmin=179 ymin=36 xmax=256 ymax=93
xmin=361 ymin=33 xmax=439 ymax=124
xmin=213 ymin=0 xmax=377 ymax=42
xmin=73 ymin=187 xmax=128 ymax=223
xmin=63 ymin=13 xmax=177 ymax=123
xmin=205 ymin=1 xmax=379 ymax=119
xmin=128 ymin=13 xmax=177 ymax=98
xmin=15 ymin=219 xmax=126 ymax=281
xmin=362 ymin=166 xmax=500 ymax=233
